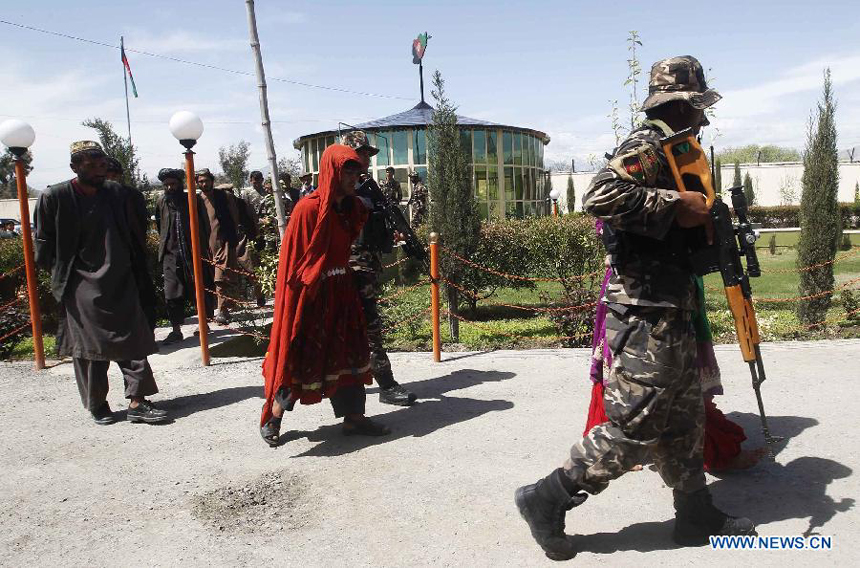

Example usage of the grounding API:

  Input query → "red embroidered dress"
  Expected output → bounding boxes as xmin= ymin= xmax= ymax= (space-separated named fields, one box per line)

xmin=261 ymin=145 xmax=371 ymax=427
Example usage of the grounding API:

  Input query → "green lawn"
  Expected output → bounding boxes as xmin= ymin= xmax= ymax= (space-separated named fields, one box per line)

xmin=383 ymin=247 xmax=860 ymax=351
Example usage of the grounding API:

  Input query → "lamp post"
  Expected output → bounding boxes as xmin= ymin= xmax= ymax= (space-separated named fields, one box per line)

xmin=549 ymin=187 xmax=561 ymax=217
xmin=0 ymin=119 xmax=44 ymax=369
xmin=169 ymin=111 xmax=210 ymax=366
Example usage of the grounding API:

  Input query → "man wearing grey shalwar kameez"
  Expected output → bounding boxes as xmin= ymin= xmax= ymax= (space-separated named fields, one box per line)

xmin=34 ymin=141 xmax=168 ymax=425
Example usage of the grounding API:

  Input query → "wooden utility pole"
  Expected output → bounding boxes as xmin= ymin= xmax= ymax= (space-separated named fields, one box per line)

xmin=245 ymin=0 xmax=288 ymax=237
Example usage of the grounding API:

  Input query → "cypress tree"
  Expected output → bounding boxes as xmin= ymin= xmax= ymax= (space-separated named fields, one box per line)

xmin=797 ymin=69 xmax=840 ymax=326
xmin=854 ymin=181 xmax=859 ymax=206
xmin=743 ymin=172 xmax=756 ymax=206
xmin=732 ymin=161 xmax=742 ymax=188
xmin=566 ymin=174 xmax=575 ymax=214
xmin=427 ymin=70 xmax=480 ymax=341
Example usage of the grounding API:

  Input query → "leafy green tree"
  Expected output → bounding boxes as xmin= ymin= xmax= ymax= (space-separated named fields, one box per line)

xmin=566 ymin=174 xmax=575 ymax=213
xmin=0 ymin=149 xmax=35 ymax=198
xmin=797 ymin=69 xmax=840 ymax=326
xmin=733 ymin=161 xmax=742 ymax=188
xmin=82 ymin=118 xmax=145 ymax=188
xmin=717 ymin=144 xmax=801 ymax=164
xmin=743 ymin=172 xmax=756 ymax=206
xmin=218 ymin=141 xmax=251 ymax=190
xmin=427 ymin=70 xmax=480 ymax=341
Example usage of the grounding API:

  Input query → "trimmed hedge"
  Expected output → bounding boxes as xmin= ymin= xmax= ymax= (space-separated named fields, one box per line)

xmin=745 ymin=203 xmax=860 ymax=228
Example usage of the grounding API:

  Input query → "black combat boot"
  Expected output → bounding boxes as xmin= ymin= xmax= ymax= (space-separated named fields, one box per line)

xmin=515 ymin=468 xmax=588 ymax=561
xmin=672 ymin=488 xmax=756 ymax=546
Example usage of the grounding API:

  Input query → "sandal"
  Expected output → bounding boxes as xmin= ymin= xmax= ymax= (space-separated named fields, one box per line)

xmin=343 ymin=416 xmax=391 ymax=437
xmin=260 ymin=415 xmax=283 ymax=447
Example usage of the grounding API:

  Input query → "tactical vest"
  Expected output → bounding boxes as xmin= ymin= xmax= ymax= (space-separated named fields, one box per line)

xmin=602 ymin=119 xmax=699 ymax=272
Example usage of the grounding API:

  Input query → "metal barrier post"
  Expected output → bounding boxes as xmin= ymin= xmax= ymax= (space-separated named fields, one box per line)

xmin=429 ymin=232 xmax=441 ymax=362
xmin=14 ymin=156 xmax=44 ymax=369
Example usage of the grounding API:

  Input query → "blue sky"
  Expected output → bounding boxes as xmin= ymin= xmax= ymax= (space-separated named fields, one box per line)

xmin=2 ymin=0 xmax=859 ymax=189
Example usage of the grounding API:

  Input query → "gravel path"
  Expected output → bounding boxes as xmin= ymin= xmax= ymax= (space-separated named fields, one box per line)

xmin=1 ymin=335 xmax=857 ymax=567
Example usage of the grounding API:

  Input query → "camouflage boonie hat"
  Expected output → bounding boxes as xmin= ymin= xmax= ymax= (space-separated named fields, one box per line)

xmin=340 ymin=130 xmax=379 ymax=156
xmin=195 ymin=168 xmax=215 ymax=180
xmin=157 ymin=168 xmax=184 ymax=182
xmin=70 ymin=140 xmax=104 ymax=157
xmin=641 ymin=56 xmax=721 ymax=111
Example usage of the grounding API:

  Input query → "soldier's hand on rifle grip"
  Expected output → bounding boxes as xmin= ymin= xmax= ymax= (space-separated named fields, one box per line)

xmin=675 ymin=191 xmax=714 ymax=244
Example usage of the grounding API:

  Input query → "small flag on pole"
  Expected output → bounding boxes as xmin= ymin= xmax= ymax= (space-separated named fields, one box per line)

xmin=412 ymin=32 xmax=430 ymax=65
xmin=121 ymin=42 xmax=138 ymax=98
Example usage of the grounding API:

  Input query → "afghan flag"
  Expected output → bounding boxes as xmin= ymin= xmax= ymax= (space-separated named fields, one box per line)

xmin=412 ymin=32 xmax=429 ymax=65
xmin=121 ymin=41 xmax=139 ymax=98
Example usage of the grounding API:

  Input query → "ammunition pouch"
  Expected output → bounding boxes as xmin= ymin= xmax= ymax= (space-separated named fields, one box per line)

xmin=603 ymin=224 xmax=694 ymax=271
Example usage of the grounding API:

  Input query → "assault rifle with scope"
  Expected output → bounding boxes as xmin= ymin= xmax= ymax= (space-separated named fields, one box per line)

xmin=661 ymin=128 xmax=777 ymax=457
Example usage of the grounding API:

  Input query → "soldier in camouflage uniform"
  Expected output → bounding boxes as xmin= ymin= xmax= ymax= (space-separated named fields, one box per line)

xmin=407 ymin=171 xmax=428 ymax=226
xmin=515 ymin=56 xmax=755 ymax=561
xmin=342 ymin=130 xmax=417 ymax=406
xmin=380 ymin=166 xmax=403 ymax=203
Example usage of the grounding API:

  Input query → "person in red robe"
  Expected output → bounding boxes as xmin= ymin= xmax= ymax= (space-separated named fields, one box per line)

xmin=260 ymin=144 xmax=391 ymax=447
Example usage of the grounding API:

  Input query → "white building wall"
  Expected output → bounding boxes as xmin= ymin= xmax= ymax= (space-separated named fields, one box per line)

xmin=0 ymin=198 xmax=38 ymax=222
xmin=550 ymin=162 xmax=860 ymax=214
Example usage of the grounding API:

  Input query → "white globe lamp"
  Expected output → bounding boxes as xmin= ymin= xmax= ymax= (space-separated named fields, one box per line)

xmin=0 ymin=119 xmax=36 ymax=156
xmin=549 ymin=187 xmax=561 ymax=201
xmin=169 ymin=111 xmax=204 ymax=149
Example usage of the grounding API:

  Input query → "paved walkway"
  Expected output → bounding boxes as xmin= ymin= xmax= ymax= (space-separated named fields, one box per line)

xmin=1 ymin=338 xmax=857 ymax=566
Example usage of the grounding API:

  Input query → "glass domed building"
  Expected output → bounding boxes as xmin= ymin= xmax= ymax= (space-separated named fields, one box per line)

xmin=293 ymin=101 xmax=550 ymax=219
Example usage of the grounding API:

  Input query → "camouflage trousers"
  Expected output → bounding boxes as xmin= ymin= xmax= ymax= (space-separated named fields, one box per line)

xmin=564 ymin=303 xmax=706 ymax=495
xmin=354 ymin=270 xmax=396 ymax=389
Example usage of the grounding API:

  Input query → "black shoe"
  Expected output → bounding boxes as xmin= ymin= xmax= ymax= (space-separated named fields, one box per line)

xmin=161 ymin=330 xmax=184 ymax=345
xmin=256 ymin=295 xmax=267 ymax=308
xmin=514 ymin=469 xmax=587 ymax=561
xmin=127 ymin=400 xmax=169 ymax=424
xmin=90 ymin=402 xmax=116 ymax=425
xmin=379 ymin=384 xmax=417 ymax=406
xmin=342 ymin=416 xmax=391 ymax=437
xmin=672 ymin=488 xmax=756 ymax=546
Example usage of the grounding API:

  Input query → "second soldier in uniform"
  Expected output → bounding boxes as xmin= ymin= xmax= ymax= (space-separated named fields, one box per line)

xmin=342 ymin=131 xmax=417 ymax=406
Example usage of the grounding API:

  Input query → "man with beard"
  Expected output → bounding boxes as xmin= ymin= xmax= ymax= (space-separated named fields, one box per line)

xmin=34 ymin=141 xmax=167 ymax=425
xmin=196 ymin=168 xmax=249 ymax=325
xmin=155 ymin=168 xmax=210 ymax=344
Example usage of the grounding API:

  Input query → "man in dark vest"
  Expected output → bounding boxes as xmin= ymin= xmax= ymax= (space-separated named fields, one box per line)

xmin=155 ymin=168 xmax=210 ymax=344
xmin=34 ymin=141 xmax=167 ymax=425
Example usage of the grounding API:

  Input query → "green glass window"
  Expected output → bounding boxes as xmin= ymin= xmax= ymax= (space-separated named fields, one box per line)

xmin=515 ymin=168 xmax=524 ymax=199
xmin=413 ymin=129 xmax=427 ymax=164
xmin=537 ymin=139 xmax=544 ymax=168
xmin=376 ymin=131 xmax=391 ymax=166
xmin=530 ymin=136 xmax=537 ymax=167
xmin=392 ymin=130 xmax=408 ymax=165
xmin=487 ymin=131 xmax=498 ymax=164
xmin=474 ymin=166 xmax=488 ymax=199
xmin=524 ymin=169 xmax=532 ymax=200
xmin=312 ymin=139 xmax=319 ymax=171
xmin=488 ymin=166 xmax=498 ymax=200
xmin=477 ymin=202 xmax=488 ymax=220
xmin=515 ymin=201 xmax=524 ymax=218
xmin=460 ymin=129 xmax=472 ymax=161
xmin=505 ymin=201 xmax=516 ymax=217
xmin=488 ymin=201 xmax=501 ymax=219
xmin=326 ymin=135 xmax=335 ymax=149
xmin=302 ymin=143 xmax=309 ymax=173
xmin=473 ymin=130 xmax=487 ymax=163
xmin=504 ymin=167 xmax=514 ymax=200
xmin=503 ymin=131 xmax=513 ymax=165
xmin=514 ymin=132 xmax=522 ymax=165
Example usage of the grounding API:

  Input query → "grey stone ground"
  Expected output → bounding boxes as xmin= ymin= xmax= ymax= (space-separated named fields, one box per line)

xmin=0 ymin=329 xmax=857 ymax=567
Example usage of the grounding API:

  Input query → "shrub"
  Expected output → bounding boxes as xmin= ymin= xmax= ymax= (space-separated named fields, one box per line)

xmin=842 ymin=289 xmax=859 ymax=321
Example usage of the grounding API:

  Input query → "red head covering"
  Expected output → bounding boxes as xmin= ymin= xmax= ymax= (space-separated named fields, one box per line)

xmin=261 ymin=144 xmax=365 ymax=425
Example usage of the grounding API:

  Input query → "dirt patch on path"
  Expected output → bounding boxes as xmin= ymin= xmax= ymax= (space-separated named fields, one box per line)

xmin=191 ymin=471 xmax=313 ymax=533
